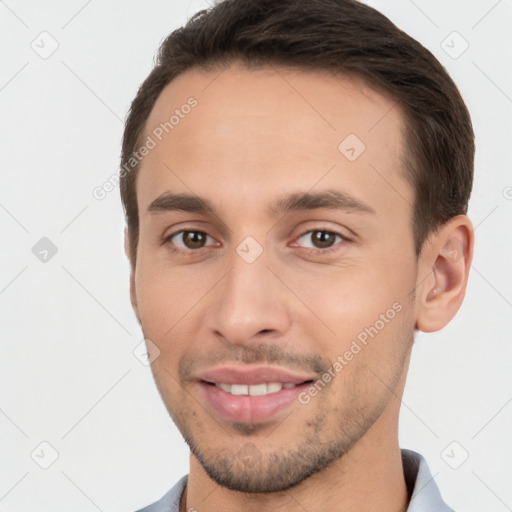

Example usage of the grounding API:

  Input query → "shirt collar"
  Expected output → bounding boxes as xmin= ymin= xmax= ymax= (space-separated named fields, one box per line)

xmin=402 ymin=449 xmax=455 ymax=511
xmin=136 ymin=449 xmax=455 ymax=511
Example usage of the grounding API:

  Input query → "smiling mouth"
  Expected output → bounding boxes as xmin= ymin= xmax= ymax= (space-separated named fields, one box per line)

xmin=195 ymin=364 xmax=318 ymax=423
xmin=199 ymin=379 xmax=314 ymax=423
xmin=203 ymin=381 xmax=314 ymax=396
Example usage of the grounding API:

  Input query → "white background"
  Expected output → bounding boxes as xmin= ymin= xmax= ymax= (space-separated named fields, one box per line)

xmin=1 ymin=1 xmax=511 ymax=511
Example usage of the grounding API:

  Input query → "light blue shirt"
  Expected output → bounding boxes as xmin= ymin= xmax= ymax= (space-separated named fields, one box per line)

xmin=136 ymin=449 xmax=454 ymax=511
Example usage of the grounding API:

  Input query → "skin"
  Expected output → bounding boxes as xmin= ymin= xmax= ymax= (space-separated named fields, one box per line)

xmin=126 ymin=63 xmax=474 ymax=512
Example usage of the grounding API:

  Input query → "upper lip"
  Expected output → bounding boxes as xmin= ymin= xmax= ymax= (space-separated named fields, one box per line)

xmin=196 ymin=365 xmax=316 ymax=385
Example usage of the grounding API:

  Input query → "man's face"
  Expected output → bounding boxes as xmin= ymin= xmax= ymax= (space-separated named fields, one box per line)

xmin=131 ymin=64 xmax=419 ymax=492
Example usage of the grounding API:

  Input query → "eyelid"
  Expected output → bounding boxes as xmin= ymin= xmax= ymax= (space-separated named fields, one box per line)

xmin=290 ymin=228 xmax=351 ymax=253
xmin=161 ymin=228 xmax=219 ymax=250
xmin=161 ymin=226 xmax=352 ymax=255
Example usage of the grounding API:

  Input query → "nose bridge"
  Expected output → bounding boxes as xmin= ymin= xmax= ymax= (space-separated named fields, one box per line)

xmin=208 ymin=244 xmax=290 ymax=344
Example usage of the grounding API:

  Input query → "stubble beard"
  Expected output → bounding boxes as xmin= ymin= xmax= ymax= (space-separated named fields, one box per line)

xmin=150 ymin=307 xmax=415 ymax=494
xmin=166 ymin=378 xmax=394 ymax=494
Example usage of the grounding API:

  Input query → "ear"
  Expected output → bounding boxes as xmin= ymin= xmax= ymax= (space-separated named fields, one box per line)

xmin=415 ymin=215 xmax=474 ymax=332
xmin=124 ymin=227 xmax=141 ymax=324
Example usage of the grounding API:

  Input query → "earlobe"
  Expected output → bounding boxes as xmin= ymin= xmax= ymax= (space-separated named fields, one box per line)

xmin=415 ymin=215 xmax=474 ymax=333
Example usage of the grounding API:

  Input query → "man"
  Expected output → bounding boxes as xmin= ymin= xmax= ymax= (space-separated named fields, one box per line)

xmin=121 ymin=0 xmax=474 ymax=510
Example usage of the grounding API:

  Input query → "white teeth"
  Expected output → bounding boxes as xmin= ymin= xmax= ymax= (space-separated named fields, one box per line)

xmin=230 ymin=384 xmax=249 ymax=395
xmin=214 ymin=382 xmax=290 ymax=396
xmin=248 ymin=383 xmax=267 ymax=396
xmin=266 ymin=382 xmax=283 ymax=393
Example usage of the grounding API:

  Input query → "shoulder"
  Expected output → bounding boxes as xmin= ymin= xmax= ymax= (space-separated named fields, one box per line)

xmin=134 ymin=475 xmax=188 ymax=512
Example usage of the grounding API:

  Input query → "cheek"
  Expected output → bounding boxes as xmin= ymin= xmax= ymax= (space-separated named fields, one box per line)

xmin=291 ymin=258 xmax=416 ymax=358
xmin=134 ymin=261 xmax=203 ymax=393
xmin=134 ymin=250 xmax=182 ymax=340
xmin=133 ymin=251 xmax=217 ymax=349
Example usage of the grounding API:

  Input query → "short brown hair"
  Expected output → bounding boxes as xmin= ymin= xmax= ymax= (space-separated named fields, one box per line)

xmin=120 ymin=0 xmax=474 ymax=266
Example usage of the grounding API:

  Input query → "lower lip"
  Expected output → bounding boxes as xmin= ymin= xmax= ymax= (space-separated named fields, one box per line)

xmin=199 ymin=381 xmax=309 ymax=424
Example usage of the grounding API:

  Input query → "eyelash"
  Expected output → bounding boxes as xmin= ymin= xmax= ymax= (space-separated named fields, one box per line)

xmin=161 ymin=228 xmax=350 ymax=257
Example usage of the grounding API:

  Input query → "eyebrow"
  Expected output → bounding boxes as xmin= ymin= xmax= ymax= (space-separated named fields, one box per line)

xmin=147 ymin=189 xmax=376 ymax=216
xmin=268 ymin=189 xmax=376 ymax=217
xmin=148 ymin=192 xmax=215 ymax=214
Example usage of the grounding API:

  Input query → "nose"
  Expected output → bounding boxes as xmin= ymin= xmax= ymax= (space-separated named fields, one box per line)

xmin=206 ymin=250 xmax=292 ymax=346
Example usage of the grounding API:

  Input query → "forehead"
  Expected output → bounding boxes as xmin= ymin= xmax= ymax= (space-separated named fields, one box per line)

xmin=144 ymin=62 xmax=404 ymax=148
xmin=137 ymin=63 xmax=410 ymax=218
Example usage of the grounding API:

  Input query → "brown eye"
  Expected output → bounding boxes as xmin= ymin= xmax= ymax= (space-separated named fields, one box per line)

xmin=312 ymin=231 xmax=337 ymax=248
xmin=169 ymin=230 xmax=212 ymax=250
xmin=296 ymin=230 xmax=344 ymax=250
xmin=183 ymin=231 xmax=206 ymax=249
